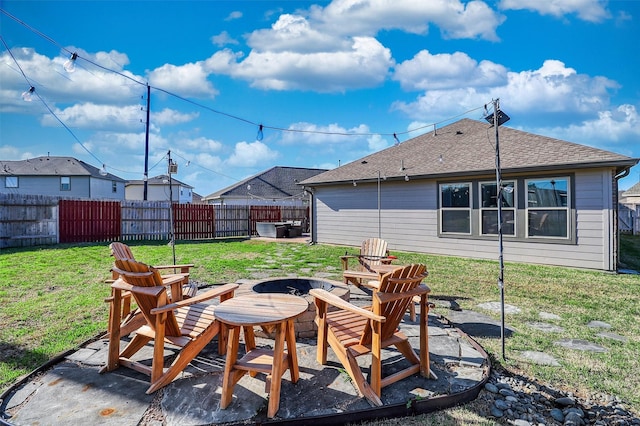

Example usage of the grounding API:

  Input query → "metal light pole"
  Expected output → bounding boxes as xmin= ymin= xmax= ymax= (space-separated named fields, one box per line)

xmin=143 ymin=84 xmax=151 ymax=200
xmin=377 ymin=171 xmax=381 ymax=239
xmin=167 ymin=150 xmax=177 ymax=264
xmin=486 ymin=98 xmax=510 ymax=360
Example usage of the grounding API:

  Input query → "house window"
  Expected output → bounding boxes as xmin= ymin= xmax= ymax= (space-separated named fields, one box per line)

xmin=480 ymin=181 xmax=516 ymax=236
xmin=5 ymin=176 xmax=18 ymax=188
xmin=440 ymin=183 xmax=471 ymax=234
xmin=526 ymin=177 xmax=569 ymax=238
xmin=112 ymin=181 xmax=117 ymax=193
xmin=60 ymin=176 xmax=71 ymax=191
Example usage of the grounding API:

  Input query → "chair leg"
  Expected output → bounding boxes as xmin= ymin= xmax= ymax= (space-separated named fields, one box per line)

xmin=147 ymin=323 xmax=219 ymax=394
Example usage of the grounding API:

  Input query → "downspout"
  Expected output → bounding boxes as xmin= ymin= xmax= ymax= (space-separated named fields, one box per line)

xmin=305 ymin=187 xmax=316 ymax=244
xmin=614 ymin=167 xmax=631 ymax=272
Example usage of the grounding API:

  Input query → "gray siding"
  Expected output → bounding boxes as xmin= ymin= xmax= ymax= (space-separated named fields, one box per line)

xmin=313 ymin=169 xmax=616 ymax=271
xmin=2 ymin=176 xmax=89 ymax=198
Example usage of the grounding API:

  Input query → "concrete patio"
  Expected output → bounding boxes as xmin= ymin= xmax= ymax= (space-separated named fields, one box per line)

xmin=1 ymin=283 xmax=494 ymax=426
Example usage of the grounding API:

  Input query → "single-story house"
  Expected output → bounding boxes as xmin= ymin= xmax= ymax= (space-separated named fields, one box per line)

xmin=620 ymin=181 xmax=640 ymax=207
xmin=300 ymin=118 xmax=639 ymax=272
xmin=0 ymin=156 xmax=125 ymax=200
xmin=125 ymin=175 xmax=194 ymax=203
xmin=202 ymin=166 xmax=327 ymax=207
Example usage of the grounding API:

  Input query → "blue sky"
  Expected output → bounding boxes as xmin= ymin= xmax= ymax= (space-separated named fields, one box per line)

xmin=1 ymin=0 xmax=639 ymax=196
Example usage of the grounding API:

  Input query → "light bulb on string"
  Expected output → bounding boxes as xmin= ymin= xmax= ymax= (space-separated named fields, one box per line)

xmin=21 ymin=86 xmax=35 ymax=102
xmin=99 ymin=164 xmax=108 ymax=176
xmin=63 ymin=52 xmax=78 ymax=73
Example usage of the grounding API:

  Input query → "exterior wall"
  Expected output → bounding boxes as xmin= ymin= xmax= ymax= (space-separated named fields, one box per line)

xmin=90 ymin=178 xmax=125 ymax=200
xmin=2 ymin=175 xmax=89 ymax=198
xmin=126 ymin=183 xmax=192 ymax=203
xmin=312 ymin=168 xmax=617 ymax=271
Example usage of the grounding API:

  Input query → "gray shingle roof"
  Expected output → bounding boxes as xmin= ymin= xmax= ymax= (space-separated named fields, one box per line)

xmin=126 ymin=175 xmax=193 ymax=189
xmin=0 ymin=156 xmax=125 ymax=181
xmin=301 ymin=119 xmax=638 ymax=186
xmin=204 ymin=166 xmax=327 ymax=200
xmin=622 ymin=181 xmax=640 ymax=196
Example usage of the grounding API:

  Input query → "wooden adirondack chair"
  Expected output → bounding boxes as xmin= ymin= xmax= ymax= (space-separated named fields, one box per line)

xmin=106 ymin=242 xmax=198 ymax=338
xmin=341 ymin=238 xmax=393 ymax=287
xmin=311 ymin=263 xmax=436 ymax=406
xmin=101 ymin=258 xmax=238 ymax=394
xmin=109 ymin=242 xmax=197 ymax=300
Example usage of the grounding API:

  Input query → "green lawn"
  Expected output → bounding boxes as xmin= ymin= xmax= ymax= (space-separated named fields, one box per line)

xmin=1 ymin=236 xmax=639 ymax=420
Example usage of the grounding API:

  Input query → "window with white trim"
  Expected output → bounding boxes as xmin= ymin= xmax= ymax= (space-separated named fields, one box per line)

xmin=5 ymin=176 xmax=18 ymax=188
xmin=60 ymin=176 xmax=71 ymax=191
xmin=440 ymin=182 xmax=471 ymax=234
xmin=480 ymin=181 xmax=516 ymax=236
xmin=526 ymin=177 xmax=569 ymax=238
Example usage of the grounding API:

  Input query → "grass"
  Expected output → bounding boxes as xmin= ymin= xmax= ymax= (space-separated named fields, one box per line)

xmin=1 ymin=236 xmax=639 ymax=423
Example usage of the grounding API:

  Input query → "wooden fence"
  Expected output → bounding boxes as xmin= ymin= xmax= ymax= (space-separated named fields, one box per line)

xmin=0 ymin=194 xmax=309 ymax=248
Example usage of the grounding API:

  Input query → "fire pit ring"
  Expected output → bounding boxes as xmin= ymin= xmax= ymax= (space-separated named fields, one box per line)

xmin=249 ymin=277 xmax=350 ymax=339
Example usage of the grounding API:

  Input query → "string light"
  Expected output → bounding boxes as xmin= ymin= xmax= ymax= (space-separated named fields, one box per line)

xmin=21 ymin=86 xmax=35 ymax=102
xmin=63 ymin=52 xmax=78 ymax=73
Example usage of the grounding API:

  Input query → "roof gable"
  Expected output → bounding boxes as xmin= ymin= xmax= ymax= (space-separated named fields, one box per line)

xmin=126 ymin=175 xmax=193 ymax=189
xmin=301 ymin=119 xmax=638 ymax=185
xmin=204 ymin=166 xmax=327 ymax=200
xmin=0 ymin=156 xmax=125 ymax=181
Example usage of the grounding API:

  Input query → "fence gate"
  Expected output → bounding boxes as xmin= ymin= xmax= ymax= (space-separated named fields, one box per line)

xmin=59 ymin=200 xmax=121 ymax=243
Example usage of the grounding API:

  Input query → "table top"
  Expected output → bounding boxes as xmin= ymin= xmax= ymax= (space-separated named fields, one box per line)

xmin=215 ymin=293 xmax=309 ymax=327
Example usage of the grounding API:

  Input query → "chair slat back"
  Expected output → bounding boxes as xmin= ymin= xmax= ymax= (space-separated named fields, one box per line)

xmin=113 ymin=259 xmax=181 ymax=336
xmin=358 ymin=238 xmax=389 ymax=270
xmin=110 ymin=242 xmax=135 ymax=261
xmin=360 ymin=264 xmax=427 ymax=344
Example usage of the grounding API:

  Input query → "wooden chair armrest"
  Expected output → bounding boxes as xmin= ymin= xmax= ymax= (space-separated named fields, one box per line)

xmin=310 ymin=289 xmax=385 ymax=323
xmin=111 ymin=278 xmax=165 ymax=297
xmin=375 ymin=284 xmax=430 ymax=304
xmin=151 ymin=283 xmax=239 ymax=314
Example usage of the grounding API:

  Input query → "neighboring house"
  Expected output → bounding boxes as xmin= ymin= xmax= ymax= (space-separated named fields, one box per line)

xmin=620 ymin=181 xmax=640 ymax=207
xmin=125 ymin=175 xmax=194 ymax=203
xmin=0 ymin=156 xmax=125 ymax=200
xmin=202 ymin=166 xmax=327 ymax=206
xmin=300 ymin=118 xmax=639 ymax=272
xmin=619 ymin=182 xmax=640 ymax=234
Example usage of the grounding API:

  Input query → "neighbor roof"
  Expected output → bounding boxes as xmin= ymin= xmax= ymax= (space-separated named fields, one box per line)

xmin=126 ymin=175 xmax=193 ymax=189
xmin=0 ymin=156 xmax=125 ymax=181
xmin=622 ymin=181 xmax=640 ymax=196
xmin=203 ymin=166 xmax=327 ymax=200
xmin=301 ymin=118 xmax=638 ymax=186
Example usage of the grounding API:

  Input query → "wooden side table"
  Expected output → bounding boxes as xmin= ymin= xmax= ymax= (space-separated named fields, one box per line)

xmin=215 ymin=293 xmax=309 ymax=418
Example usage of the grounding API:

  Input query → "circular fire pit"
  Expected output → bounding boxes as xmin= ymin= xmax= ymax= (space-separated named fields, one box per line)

xmin=250 ymin=277 xmax=350 ymax=339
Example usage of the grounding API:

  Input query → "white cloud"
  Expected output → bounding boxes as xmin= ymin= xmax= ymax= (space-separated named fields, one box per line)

xmin=281 ymin=122 xmax=372 ymax=145
xmin=534 ymin=104 xmax=640 ymax=145
xmin=499 ymin=0 xmax=610 ymax=22
xmin=225 ymin=11 xmax=243 ymax=21
xmin=210 ymin=1 xmax=504 ymax=92
xmin=393 ymin=50 xmax=507 ymax=91
xmin=309 ymin=0 xmax=504 ymax=40
xmin=247 ymin=14 xmax=349 ymax=53
xmin=40 ymin=103 xmax=145 ymax=131
xmin=226 ymin=141 xmax=279 ymax=167
xmin=177 ymin=136 xmax=223 ymax=153
xmin=152 ymin=108 xmax=199 ymax=126
xmin=392 ymin=59 xmax=619 ymax=120
xmin=211 ymin=31 xmax=239 ymax=47
xmin=210 ymin=36 xmax=392 ymax=92
xmin=148 ymin=61 xmax=219 ymax=98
